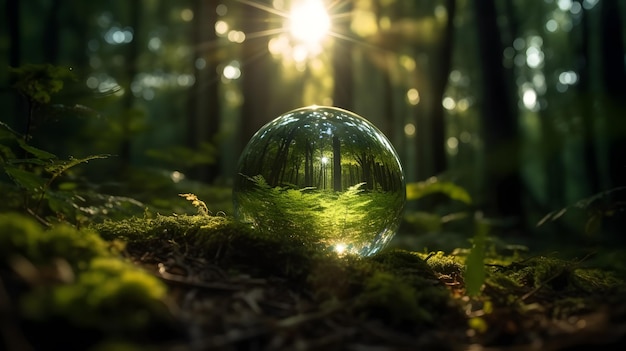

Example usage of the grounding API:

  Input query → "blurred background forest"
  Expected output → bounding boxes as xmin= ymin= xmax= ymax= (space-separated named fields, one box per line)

xmin=1 ymin=0 xmax=625 ymax=245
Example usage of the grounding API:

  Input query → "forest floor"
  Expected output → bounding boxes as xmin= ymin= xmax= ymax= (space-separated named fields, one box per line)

xmin=132 ymin=247 xmax=626 ymax=351
xmin=2 ymin=212 xmax=626 ymax=351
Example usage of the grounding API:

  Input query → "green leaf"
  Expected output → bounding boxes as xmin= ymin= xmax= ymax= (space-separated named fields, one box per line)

xmin=44 ymin=154 xmax=110 ymax=178
xmin=0 ymin=121 xmax=21 ymax=139
xmin=4 ymin=166 xmax=46 ymax=192
xmin=406 ymin=177 xmax=472 ymax=204
xmin=464 ymin=218 xmax=489 ymax=296
xmin=17 ymin=139 xmax=56 ymax=160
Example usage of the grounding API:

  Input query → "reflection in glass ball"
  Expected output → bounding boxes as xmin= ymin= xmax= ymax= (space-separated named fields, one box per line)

xmin=233 ymin=106 xmax=406 ymax=256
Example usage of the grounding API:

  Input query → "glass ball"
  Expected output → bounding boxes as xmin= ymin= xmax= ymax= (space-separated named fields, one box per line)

xmin=233 ymin=106 xmax=405 ymax=256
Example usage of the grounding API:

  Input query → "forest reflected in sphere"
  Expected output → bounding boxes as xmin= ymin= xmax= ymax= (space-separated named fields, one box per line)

xmin=233 ymin=106 xmax=406 ymax=256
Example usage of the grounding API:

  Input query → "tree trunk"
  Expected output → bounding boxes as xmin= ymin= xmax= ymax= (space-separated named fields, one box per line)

xmin=118 ymin=0 xmax=141 ymax=171
xmin=305 ymin=141 xmax=313 ymax=187
xmin=189 ymin=0 xmax=220 ymax=182
xmin=429 ymin=0 xmax=456 ymax=175
xmin=332 ymin=2 xmax=353 ymax=109
xmin=240 ymin=1 xmax=273 ymax=156
xmin=599 ymin=0 xmax=626 ymax=188
xmin=7 ymin=0 xmax=20 ymax=68
xmin=332 ymin=135 xmax=342 ymax=191
xmin=473 ymin=0 xmax=522 ymax=219
xmin=6 ymin=0 xmax=22 ymax=129
xmin=576 ymin=0 xmax=600 ymax=195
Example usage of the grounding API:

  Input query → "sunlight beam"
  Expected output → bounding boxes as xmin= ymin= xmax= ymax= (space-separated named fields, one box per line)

xmin=234 ymin=0 xmax=289 ymax=18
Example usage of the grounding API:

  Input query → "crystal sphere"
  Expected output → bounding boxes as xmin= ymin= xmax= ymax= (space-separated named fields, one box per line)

xmin=233 ymin=106 xmax=405 ymax=256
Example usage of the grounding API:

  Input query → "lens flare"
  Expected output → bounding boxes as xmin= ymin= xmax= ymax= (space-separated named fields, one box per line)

xmin=288 ymin=0 xmax=330 ymax=46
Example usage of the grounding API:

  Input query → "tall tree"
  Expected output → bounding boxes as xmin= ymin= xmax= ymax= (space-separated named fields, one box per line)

xmin=119 ymin=0 xmax=141 ymax=171
xmin=473 ymin=0 xmax=522 ymax=219
xmin=6 ymin=0 xmax=20 ymax=68
xmin=332 ymin=135 xmax=342 ymax=191
xmin=189 ymin=0 xmax=220 ymax=182
xmin=599 ymin=0 xmax=626 ymax=189
xmin=6 ymin=0 xmax=22 ymax=129
xmin=429 ymin=0 xmax=456 ymax=175
xmin=239 ymin=1 xmax=274 ymax=155
xmin=576 ymin=0 xmax=601 ymax=195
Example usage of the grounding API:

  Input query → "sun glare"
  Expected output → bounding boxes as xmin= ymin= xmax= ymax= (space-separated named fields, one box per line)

xmin=334 ymin=242 xmax=347 ymax=255
xmin=288 ymin=0 xmax=330 ymax=46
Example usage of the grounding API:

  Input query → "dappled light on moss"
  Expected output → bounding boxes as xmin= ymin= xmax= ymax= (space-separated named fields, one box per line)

xmin=233 ymin=106 xmax=406 ymax=256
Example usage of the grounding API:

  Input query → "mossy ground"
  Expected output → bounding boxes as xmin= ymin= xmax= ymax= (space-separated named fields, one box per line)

xmin=1 ymin=212 xmax=626 ymax=350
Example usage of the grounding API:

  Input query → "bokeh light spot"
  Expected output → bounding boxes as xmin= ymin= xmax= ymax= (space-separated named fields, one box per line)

xmin=443 ymin=97 xmax=456 ymax=110
xmin=180 ymin=8 xmax=193 ymax=22
xmin=407 ymin=89 xmax=420 ymax=105
xmin=215 ymin=21 xmax=229 ymax=36
xmin=404 ymin=123 xmax=416 ymax=137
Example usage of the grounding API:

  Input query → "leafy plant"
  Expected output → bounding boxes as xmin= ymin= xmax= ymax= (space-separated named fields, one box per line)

xmin=464 ymin=214 xmax=490 ymax=296
xmin=406 ymin=176 xmax=472 ymax=204
xmin=403 ymin=177 xmax=491 ymax=295
xmin=402 ymin=177 xmax=473 ymax=238
xmin=1 ymin=64 xmax=114 ymax=224
xmin=235 ymin=175 xmax=403 ymax=255
xmin=537 ymin=186 xmax=626 ymax=236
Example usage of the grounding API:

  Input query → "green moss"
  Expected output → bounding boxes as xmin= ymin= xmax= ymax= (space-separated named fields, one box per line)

xmin=21 ymin=256 xmax=169 ymax=333
xmin=308 ymin=254 xmax=378 ymax=299
xmin=5 ymin=207 xmax=626 ymax=348
xmin=308 ymin=249 xmax=458 ymax=327
xmin=485 ymin=255 xmax=626 ymax=308
xmin=421 ymin=250 xmax=464 ymax=278
xmin=0 ymin=212 xmax=109 ymax=267
xmin=369 ymin=249 xmax=437 ymax=278
xmin=571 ymin=267 xmax=625 ymax=294
xmin=359 ymin=250 xmax=459 ymax=327
xmin=1 ymin=212 xmax=177 ymax=347
xmin=508 ymin=256 xmax=625 ymax=294
xmin=94 ymin=213 xmax=227 ymax=242
xmin=0 ymin=212 xmax=46 ymax=259
xmin=354 ymin=271 xmax=434 ymax=325
xmin=95 ymin=214 xmax=329 ymax=280
xmin=95 ymin=215 xmax=461 ymax=328
xmin=95 ymin=214 xmax=623 ymax=330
